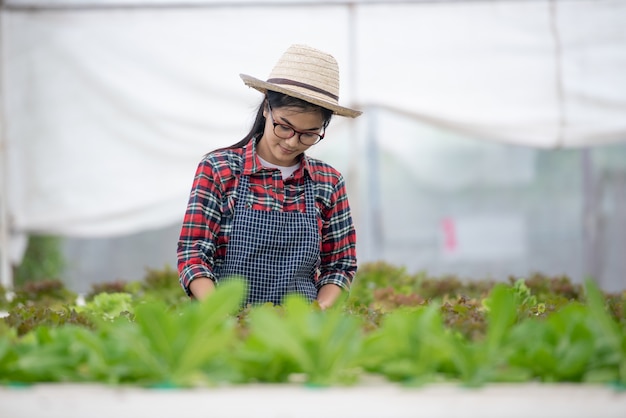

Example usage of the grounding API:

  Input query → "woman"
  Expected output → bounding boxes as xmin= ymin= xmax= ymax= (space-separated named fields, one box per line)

xmin=177 ymin=44 xmax=362 ymax=309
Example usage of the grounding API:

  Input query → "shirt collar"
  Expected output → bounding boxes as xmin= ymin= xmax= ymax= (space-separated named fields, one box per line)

xmin=242 ymin=138 xmax=312 ymax=179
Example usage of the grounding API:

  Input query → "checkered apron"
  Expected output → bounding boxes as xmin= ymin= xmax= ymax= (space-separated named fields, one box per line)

xmin=215 ymin=174 xmax=320 ymax=306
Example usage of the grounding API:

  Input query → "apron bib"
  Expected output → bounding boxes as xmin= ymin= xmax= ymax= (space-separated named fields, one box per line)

xmin=215 ymin=174 xmax=320 ymax=305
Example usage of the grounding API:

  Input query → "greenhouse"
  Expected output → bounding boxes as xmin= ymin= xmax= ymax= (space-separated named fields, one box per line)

xmin=1 ymin=0 xmax=626 ymax=417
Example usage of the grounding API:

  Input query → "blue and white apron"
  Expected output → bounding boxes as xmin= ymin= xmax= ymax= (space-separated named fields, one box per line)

xmin=215 ymin=174 xmax=320 ymax=306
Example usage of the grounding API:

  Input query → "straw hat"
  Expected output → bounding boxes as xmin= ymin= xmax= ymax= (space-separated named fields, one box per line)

xmin=240 ymin=44 xmax=362 ymax=118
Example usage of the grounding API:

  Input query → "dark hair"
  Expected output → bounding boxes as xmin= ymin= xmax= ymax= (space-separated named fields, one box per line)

xmin=221 ymin=90 xmax=334 ymax=150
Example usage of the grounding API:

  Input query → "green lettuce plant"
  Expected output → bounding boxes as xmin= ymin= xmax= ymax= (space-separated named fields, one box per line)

xmin=236 ymin=295 xmax=364 ymax=386
xmin=359 ymin=304 xmax=457 ymax=385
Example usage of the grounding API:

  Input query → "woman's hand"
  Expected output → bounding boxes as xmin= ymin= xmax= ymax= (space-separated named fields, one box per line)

xmin=189 ymin=277 xmax=216 ymax=300
xmin=316 ymin=283 xmax=343 ymax=310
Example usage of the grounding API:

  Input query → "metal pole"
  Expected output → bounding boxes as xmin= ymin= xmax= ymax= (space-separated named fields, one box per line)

xmin=0 ymin=9 xmax=12 ymax=290
xmin=582 ymin=147 xmax=600 ymax=285
xmin=345 ymin=2 xmax=363 ymax=245
xmin=365 ymin=106 xmax=383 ymax=259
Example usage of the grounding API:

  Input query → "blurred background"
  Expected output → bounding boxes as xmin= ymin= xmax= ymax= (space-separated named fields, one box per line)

xmin=1 ymin=0 xmax=625 ymax=293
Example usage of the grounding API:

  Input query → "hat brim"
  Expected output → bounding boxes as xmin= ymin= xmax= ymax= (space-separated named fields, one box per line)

xmin=240 ymin=74 xmax=362 ymax=118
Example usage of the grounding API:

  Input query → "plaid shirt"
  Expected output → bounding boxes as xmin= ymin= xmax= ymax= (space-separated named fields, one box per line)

xmin=177 ymin=139 xmax=357 ymax=296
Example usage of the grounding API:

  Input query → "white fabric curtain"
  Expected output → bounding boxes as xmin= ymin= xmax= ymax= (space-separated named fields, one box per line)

xmin=1 ymin=0 xmax=625 ymax=241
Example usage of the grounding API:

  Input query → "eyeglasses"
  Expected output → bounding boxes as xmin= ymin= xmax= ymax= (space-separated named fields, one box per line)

xmin=267 ymin=105 xmax=325 ymax=146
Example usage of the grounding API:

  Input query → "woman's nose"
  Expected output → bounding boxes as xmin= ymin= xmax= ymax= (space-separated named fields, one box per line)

xmin=284 ymin=133 xmax=301 ymax=147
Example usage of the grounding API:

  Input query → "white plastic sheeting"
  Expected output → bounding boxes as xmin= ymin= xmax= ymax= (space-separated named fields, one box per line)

xmin=358 ymin=1 xmax=626 ymax=148
xmin=1 ymin=1 xmax=626 ymax=284
xmin=2 ymin=4 xmax=357 ymax=238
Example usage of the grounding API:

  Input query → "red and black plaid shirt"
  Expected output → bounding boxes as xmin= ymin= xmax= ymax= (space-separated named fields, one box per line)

xmin=177 ymin=139 xmax=357 ymax=296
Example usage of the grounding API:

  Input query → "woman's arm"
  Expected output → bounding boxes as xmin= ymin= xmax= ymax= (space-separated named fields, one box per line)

xmin=177 ymin=156 xmax=224 ymax=297
xmin=316 ymin=174 xmax=357 ymax=307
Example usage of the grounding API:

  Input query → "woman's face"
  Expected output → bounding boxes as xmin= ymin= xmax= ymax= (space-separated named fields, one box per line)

xmin=257 ymin=104 xmax=325 ymax=167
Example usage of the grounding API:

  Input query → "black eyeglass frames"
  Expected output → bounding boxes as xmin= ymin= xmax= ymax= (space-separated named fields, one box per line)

xmin=267 ymin=105 xmax=325 ymax=146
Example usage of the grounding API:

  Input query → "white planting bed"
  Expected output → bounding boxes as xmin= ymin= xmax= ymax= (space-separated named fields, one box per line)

xmin=1 ymin=382 xmax=625 ymax=418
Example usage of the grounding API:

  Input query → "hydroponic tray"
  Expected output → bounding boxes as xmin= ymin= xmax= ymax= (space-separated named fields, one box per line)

xmin=1 ymin=382 xmax=625 ymax=418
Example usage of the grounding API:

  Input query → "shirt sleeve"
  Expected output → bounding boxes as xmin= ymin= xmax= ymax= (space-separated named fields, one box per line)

xmin=177 ymin=156 xmax=223 ymax=296
xmin=317 ymin=175 xmax=357 ymax=291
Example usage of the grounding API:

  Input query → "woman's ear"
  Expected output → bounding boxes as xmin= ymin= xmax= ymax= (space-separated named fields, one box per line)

xmin=262 ymin=99 xmax=269 ymax=119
